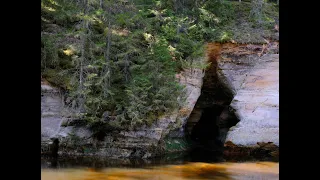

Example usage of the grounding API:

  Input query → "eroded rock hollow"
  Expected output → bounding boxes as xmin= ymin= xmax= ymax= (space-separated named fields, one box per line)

xmin=186 ymin=43 xmax=239 ymax=154
xmin=186 ymin=42 xmax=279 ymax=160
xmin=41 ymin=41 xmax=279 ymax=160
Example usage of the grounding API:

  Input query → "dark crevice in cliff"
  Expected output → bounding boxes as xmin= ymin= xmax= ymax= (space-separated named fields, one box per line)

xmin=185 ymin=43 xmax=240 ymax=158
xmin=42 ymin=138 xmax=60 ymax=158
xmin=190 ymin=106 xmax=223 ymax=143
xmin=52 ymin=138 xmax=60 ymax=158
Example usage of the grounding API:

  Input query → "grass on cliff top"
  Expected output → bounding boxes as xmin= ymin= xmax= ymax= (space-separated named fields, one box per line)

xmin=219 ymin=1 xmax=279 ymax=44
xmin=179 ymin=1 xmax=279 ymax=43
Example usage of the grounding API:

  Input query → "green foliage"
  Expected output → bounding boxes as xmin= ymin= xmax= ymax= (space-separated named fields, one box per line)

xmin=41 ymin=36 xmax=59 ymax=69
xmin=68 ymin=130 xmax=81 ymax=147
xmin=41 ymin=0 xmax=278 ymax=135
xmin=41 ymin=0 xmax=80 ymax=26
xmin=42 ymin=68 xmax=71 ymax=89
xmin=123 ymin=40 xmax=183 ymax=129
xmin=227 ymin=1 xmax=278 ymax=43
xmin=165 ymin=137 xmax=191 ymax=153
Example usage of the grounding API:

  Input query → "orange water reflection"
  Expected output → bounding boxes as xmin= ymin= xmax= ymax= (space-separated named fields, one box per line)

xmin=41 ymin=162 xmax=279 ymax=180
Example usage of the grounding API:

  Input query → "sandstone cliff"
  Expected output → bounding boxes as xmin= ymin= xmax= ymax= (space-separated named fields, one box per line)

xmin=41 ymin=42 xmax=279 ymax=159
xmin=41 ymin=62 xmax=205 ymax=158
xmin=215 ymin=42 xmax=279 ymax=158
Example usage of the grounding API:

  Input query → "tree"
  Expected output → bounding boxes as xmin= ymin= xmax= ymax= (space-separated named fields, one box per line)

xmin=250 ymin=0 xmax=264 ymax=25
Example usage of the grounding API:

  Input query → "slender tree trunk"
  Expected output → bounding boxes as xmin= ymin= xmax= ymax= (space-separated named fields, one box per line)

xmin=79 ymin=21 xmax=87 ymax=113
xmin=78 ymin=0 xmax=89 ymax=113
xmin=103 ymin=3 xmax=113 ymax=91
xmin=106 ymin=20 xmax=112 ymax=87
xmin=106 ymin=21 xmax=111 ymax=62
xmin=124 ymin=54 xmax=129 ymax=82
xmin=174 ymin=0 xmax=178 ymax=13
xmin=176 ymin=24 xmax=179 ymax=36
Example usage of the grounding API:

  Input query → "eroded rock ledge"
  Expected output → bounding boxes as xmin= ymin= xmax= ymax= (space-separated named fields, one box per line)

xmin=41 ymin=61 xmax=205 ymax=158
xmin=41 ymin=41 xmax=279 ymax=159
xmin=213 ymin=42 xmax=279 ymax=159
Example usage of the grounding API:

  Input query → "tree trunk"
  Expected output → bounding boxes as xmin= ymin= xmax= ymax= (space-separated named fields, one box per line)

xmin=78 ymin=0 xmax=89 ymax=113
xmin=79 ymin=20 xmax=88 ymax=113
xmin=106 ymin=21 xmax=111 ymax=62
xmin=124 ymin=54 xmax=129 ymax=82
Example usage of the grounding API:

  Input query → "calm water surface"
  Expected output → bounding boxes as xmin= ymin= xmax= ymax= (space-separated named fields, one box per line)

xmin=41 ymin=155 xmax=279 ymax=180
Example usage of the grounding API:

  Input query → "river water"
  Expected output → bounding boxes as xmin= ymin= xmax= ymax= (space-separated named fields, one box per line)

xmin=41 ymin=154 xmax=279 ymax=180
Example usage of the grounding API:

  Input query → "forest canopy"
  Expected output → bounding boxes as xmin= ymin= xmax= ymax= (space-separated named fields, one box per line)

xmin=41 ymin=0 xmax=278 ymax=131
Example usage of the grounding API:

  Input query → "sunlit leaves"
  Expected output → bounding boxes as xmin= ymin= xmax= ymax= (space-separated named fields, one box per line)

xmin=87 ymin=73 xmax=98 ymax=80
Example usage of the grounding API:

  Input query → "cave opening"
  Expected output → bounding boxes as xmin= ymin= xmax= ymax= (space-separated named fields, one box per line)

xmin=51 ymin=138 xmax=60 ymax=158
xmin=190 ymin=106 xmax=224 ymax=147
xmin=185 ymin=43 xmax=240 ymax=161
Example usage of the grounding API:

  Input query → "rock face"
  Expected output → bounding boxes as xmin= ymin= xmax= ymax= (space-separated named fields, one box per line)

xmin=41 ymin=62 xmax=205 ymax=158
xmin=41 ymin=84 xmax=63 ymax=140
xmin=41 ymin=80 xmax=65 ymax=155
xmin=41 ymin=41 xmax=279 ymax=159
xmin=224 ymin=54 xmax=279 ymax=146
xmin=215 ymin=42 xmax=279 ymax=158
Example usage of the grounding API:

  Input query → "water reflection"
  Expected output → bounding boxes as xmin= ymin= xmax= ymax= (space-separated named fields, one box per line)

xmin=41 ymin=157 xmax=279 ymax=180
